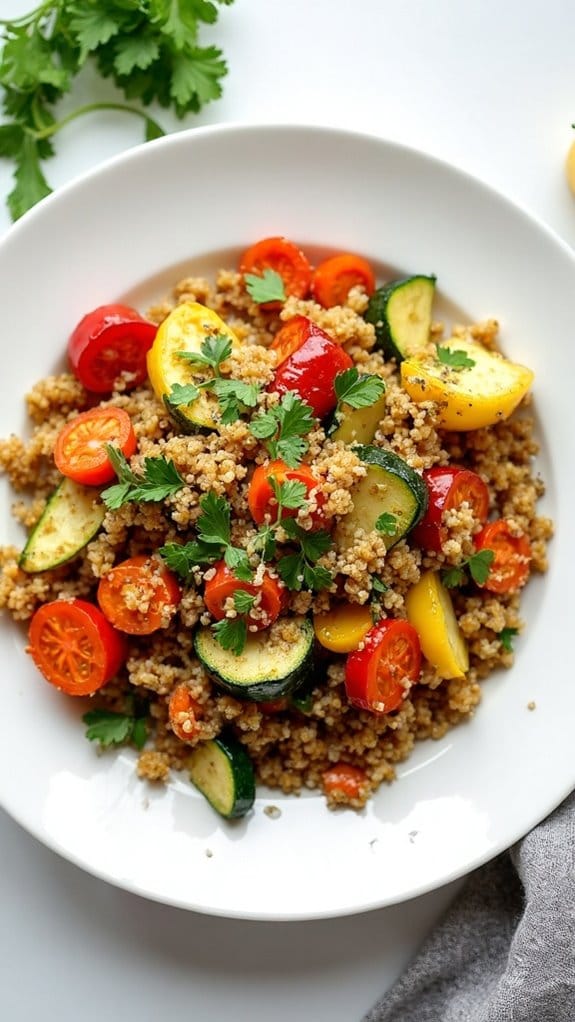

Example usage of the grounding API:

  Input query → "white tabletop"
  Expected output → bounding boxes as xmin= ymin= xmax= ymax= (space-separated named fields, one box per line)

xmin=1 ymin=1 xmax=574 ymax=1018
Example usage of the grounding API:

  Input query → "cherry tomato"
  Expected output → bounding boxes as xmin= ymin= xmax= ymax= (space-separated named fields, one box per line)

xmin=411 ymin=466 xmax=490 ymax=552
xmin=345 ymin=619 xmax=421 ymax=715
xmin=203 ymin=561 xmax=285 ymax=631
xmin=28 ymin=598 xmax=127 ymax=696
xmin=270 ymin=315 xmax=316 ymax=365
xmin=321 ymin=763 xmax=368 ymax=800
xmin=247 ymin=459 xmax=326 ymax=528
xmin=239 ymin=236 xmax=312 ymax=309
xmin=258 ymin=698 xmax=289 ymax=714
xmin=68 ymin=303 xmax=157 ymax=394
xmin=474 ymin=519 xmax=532 ymax=594
xmin=54 ymin=406 xmax=136 ymax=486
xmin=168 ymin=683 xmax=202 ymax=742
xmin=271 ymin=328 xmax=353 ymax=419
xmin=97 ymin=555 xmax=181 ymax=635
xmin=311 ymin=253 xmax=376 ymax=308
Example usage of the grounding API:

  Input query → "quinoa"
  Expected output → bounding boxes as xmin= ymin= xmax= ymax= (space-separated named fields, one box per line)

xmin=0 ymin=258 xmax=551 ymax=814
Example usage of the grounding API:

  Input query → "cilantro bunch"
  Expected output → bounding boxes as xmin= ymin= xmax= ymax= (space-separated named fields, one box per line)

xmin=0 ymin=0 xmax=235 ymax=220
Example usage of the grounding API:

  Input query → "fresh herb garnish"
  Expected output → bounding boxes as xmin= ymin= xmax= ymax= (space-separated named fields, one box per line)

xmin=249 ymin=391 xmax=316 ymax=468
xmin=436 ymin=346 xmax=476 ymax=370
xmin=334 ymin=368 xmax=386 ymax=413
xmin=159 ymin=539 xmax=221 ymax=579
xmin=178 ymin=334 xmax=232 ymax=376
xmin=169 ymin=335 xmax=260 ymax=424
xmin=102 ymin=446 xmax=185 ymax=510
xmin=276 ymin=519 xmax=333 ymax=592
xmin=375 ymin=512 xmax=398 ymax=538
xmin=442 ymin=549 xmax=495 ymax=588
xmin=371 ymin=576 xmax=389 ymax=594
xmin=211 ymin=616 xmax=247 ymax=657
xmin=244 ymin=268 xmax=287 ymax=304
xmin=83 ymin=708 xmax=148 ymax=750
xmin=233 ymin=590 xmax=257 ymax=615
xmin=0 ymin=0 xmax=235 ymax=220
xmin=498 ymin=626 xmax=519 ymax=652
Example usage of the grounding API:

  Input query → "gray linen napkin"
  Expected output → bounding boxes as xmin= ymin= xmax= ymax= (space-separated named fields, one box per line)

xmin=364 ymin=791 xmax=575 ymax=1022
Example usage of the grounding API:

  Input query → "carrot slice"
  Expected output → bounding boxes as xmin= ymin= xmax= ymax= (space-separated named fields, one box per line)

xmin=312 ymin=253 xmax=376 ymax=308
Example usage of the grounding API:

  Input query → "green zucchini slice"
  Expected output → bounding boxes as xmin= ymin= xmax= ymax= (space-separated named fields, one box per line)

xmin=330 ymin=389 xmax=387 ymax=445
xmin=365 ymin=275 xmax=436 ymax=361
xmin=194 ymin=616 xmax=314 ymax=701
xmin=336 ymin=444 xmax=428 ymax=550
xmin=187 ymin=733 xmax=255 ymax=819
xmin=19 ymin=477 xmax=105 ymax=573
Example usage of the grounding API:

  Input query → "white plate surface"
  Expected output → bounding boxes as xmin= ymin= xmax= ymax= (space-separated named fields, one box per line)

xmin=0 ymin=124 xmax=573 ymax=920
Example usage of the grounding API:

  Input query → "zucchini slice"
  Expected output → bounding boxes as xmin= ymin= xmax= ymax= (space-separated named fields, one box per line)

xmin=19 ymin=477 xmax=105 ymax=573
xmin=146 ymin=301 xmax=240 ymax=434
xmin=330 ymin=389 xmax=387 ymax=445
xmin=365 ymin=275 xmax=436 ymax=361
xmin=336 ymin=444 xmax=428 ymax=550
xmin=187 ymin=733 xmax=255 ymax=819
xmin=194 ymin=616 xmax=314 ymax=701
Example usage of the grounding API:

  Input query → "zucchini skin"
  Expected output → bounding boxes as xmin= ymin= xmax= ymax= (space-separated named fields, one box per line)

xmin=19 ymin=477 xmax=105 ymax=573
xmin=365 ymin=274 xmax=436 ymax=361
xmin=194 ymin=617 xmax=315 ymax=701
xmin=188 ymin=732 xmax=255 ymax=819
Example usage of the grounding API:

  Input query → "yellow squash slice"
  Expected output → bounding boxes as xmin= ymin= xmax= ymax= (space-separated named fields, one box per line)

xmin=400 ymin=337 xmax=534 ymax=431
xmin=405 ymin=569 xmax=469 ymax=679
xmin=147 ymin=301 xmax=240 ymax=433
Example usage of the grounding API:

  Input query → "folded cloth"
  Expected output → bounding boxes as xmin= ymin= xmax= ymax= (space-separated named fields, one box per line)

xmin=364 ymin=791 xmax=575 ymax=1022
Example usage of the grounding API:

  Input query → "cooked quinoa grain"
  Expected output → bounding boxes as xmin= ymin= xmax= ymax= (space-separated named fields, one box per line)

xmin=0 ymin=257 xmax=551 ymax=814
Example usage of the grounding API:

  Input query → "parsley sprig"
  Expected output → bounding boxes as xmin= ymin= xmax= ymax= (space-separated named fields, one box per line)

xmin=102 ymin=446 xmax=185 ymax=510
xmin=498 ymin=626 xmax=519 ymax=652
xmin=276 ymin=519 xmax=333 ymax=592
xmin=160 ymin=492 xmax=252 ymax=582
xmin=375 ymin=512 xmax=398 ymax=538
xmin=83 ymin=707 xmax=148 ymax=750
xmin=244 ymin=269 xmax=287 ymax=304
xmin=168 ymin=334 xmax=260 ymax=425
xmin=436 ymin=346 xmax=476 ymax=370
xmin=253 ymin=477 xmax=309 ymax=561
xmin=249 ymin=392 xmax=316 ymax=468
xmin=442 ymin=549 xmax=495 ymax=588
xmin=334 ymin=368 xmax=386 ymax=414
xmin=0 ymin=0 xmax=235 ymax=220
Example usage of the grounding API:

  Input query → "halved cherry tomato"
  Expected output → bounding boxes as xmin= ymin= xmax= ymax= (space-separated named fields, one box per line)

xmin=270 ymin=315 xmax=316 ymax=364
xmin=68 ymin=303 xmax=157 ymax=394
xmin=54 ymin=406 xmax=137 ymax=486
xmin=411 ymin=466 xmax=490 ymax=552
xmin=248 ymin=459 xmax=326 ymax=528
xmin=28 ymin=598 xmax=127 ymax=696
xmin=311 ymin=253 xmax=376 ymax=308
xmin=203 ymin=561 xmax=285 ymax=631
xmin=321 ymin=763 xmax=368 ymax=800
xmin=345 ymin=619 xmax=421 ymax=715
xmin=258 ymin=698 xmax=289 ymax=714
xmin=474 ymin=519 xmax=532 ymax=594
xmin=97 ymin=555 xmax=181 ymax=635
xmin=168 ymin=683 xmax=202 ymax=742
xmin=239 ymin=236 xmax=312 ymax=308
xmin=271 ymin=328 xmax=353 ymax=419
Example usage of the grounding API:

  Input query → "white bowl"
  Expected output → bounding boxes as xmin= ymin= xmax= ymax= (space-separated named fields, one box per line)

xmin=0 ymin=124 xmax=573 ymax=920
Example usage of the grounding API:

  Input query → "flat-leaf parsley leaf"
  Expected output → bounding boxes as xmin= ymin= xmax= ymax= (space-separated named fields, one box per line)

xmin=436 ymin=346 xmax=476 ymax=370
xmin=244 ymin=268 xmax=286 ymax=304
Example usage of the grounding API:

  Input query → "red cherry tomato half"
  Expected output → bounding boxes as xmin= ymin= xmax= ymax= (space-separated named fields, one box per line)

xmin=311 ymin=253 xmax=376 ymax=308
xmin=321 ymin=763 xmax=368 ymax=800
xmin=271 ymin=328 xmax=353 ymax=419
xmin=203 ymin=561 xmax=285 ymax=631
xmin=247 ymin=458 xmax=326 ymax=528
xmin=474 ymin=519 xmax=532 ymax=594
xmin=411 ymin=466 xmax=490 ymax=552
xmin=54 ymin=406 xmax=137 ymax=486
xmin=239 ymin=236 xmax=312 ymax=309
xmin=97 ymin=555 xmax=181 ymax=635
xmin=28 ymin=598 xmax=127 ymax=696
xmin=345 ymin=619 xmax=421 ymax=715
xmin=68 ymin=303 xmax=157 ymax=394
